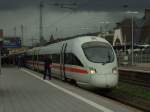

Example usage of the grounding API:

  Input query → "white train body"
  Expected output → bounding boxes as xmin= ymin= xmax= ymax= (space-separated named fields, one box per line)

xmin=25 ymin=36 xmax=119 ymax=88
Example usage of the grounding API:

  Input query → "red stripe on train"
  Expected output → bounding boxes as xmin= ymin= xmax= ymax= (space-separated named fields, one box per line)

xmin=52 ymin=64 xmax=89 ymax=75
xmin=26 ymin=61 xmax=89 ymax=75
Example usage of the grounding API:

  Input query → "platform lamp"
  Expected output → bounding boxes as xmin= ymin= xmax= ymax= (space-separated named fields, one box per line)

xmin=126 ymin=11 xmax=138 ymax=65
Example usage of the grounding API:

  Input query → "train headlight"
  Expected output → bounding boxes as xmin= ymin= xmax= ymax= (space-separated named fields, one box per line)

xmin=89 ymin=68 xmax=96 ymax=74
xmin=112 ymin=67 xmax=118 ymax=75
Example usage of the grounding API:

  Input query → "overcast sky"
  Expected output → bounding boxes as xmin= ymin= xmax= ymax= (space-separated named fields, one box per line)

xmin=0 ymin=0 xmax=149 ymax=45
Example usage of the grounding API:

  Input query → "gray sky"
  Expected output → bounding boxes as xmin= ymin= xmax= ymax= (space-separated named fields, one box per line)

xmin=0 ymin=0 xmax=149 ymax=45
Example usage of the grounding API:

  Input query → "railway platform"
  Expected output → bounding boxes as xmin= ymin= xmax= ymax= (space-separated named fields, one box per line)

xmin=118 ymin=63 xmax=150 ymax=111
xmin=0 ymin=66 xmax=142 ymax=112
xmin=119 ymin=63 xmax=150 ymax=73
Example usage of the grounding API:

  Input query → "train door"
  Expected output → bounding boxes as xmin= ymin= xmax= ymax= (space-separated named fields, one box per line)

xmin=60 ymin=43 xmax=67 ymax=80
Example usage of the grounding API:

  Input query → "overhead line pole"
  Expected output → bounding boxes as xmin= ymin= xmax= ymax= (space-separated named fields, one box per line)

xmin=38 ymin=1 xmax=77 ymax=45
xmin=126 ymin=11 xmax=138 ymax=65
xmin=21 ymin=24 xmax=24 ymax=46
xmin=39 ymin=1 xmax=44 ymax=45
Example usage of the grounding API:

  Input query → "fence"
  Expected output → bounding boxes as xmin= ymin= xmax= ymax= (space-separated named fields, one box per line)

xmin=117 ymin=52 xmax=150 ymax=66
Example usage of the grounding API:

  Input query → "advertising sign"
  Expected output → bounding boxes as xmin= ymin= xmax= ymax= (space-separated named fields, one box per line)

xmin=3 ymin=37 xmax=21 ymax=48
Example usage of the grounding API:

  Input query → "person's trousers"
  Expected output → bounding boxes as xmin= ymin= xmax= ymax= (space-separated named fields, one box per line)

xmin=44 ymin=68 xmax=51 ymax=79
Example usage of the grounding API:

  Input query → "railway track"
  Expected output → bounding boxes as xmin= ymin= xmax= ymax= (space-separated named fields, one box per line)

xmin=105 ymin=68 xmax=150 ymax=111
xmin=119 ymin=69 xmax=150 ymax=88
xmin=102 ymin=89 xmax=150 ymax=112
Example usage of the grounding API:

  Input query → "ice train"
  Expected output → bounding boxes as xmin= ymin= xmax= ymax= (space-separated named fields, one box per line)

xmin=24 ymin=36 xmax=119 ymax=88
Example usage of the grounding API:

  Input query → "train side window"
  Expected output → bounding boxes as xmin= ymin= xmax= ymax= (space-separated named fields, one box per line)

xmin=65 ymin=53 xmax=83 ymax=67
xmin=33 ymin=55 xmax=37 ymax=61
xmin=38 ymin=55 xmax=44 ymax=61
xmin=52 ymin=54 xmax=60 ymax=63
xmin=72 ymin=54 xmax=83 ymax=67
xmin=65 ymin=53 xmax=72 ymax=64
xmin=38 ymin=55 xmax=41 ymax=61
xmin=27 ymin=55 xmax=32 ymax=60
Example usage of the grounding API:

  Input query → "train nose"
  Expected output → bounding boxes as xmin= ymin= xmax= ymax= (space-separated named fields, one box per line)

xmin=90 ymin=74 xmax=118 ymax=88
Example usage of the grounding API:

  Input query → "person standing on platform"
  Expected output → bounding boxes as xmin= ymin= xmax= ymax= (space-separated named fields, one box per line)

xmin=43 ymin=55 xmax=52 ymax=80
xmin=17 ymin=56 xmax=22 ymax=68
xmin=21 ymin=55 xmax=25 ymax=67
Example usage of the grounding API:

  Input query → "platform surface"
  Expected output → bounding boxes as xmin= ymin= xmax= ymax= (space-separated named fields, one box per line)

xmin=0 ymin=67 xmax=143 ymax=112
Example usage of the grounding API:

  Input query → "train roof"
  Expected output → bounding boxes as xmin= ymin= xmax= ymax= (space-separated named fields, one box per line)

xmin=45 ymin=35 xmax=108 ymax=46
xmin=26 ymin=36 xmax=110 ymax=54
xmin=44 ymin=33 xmax=105 ymax=45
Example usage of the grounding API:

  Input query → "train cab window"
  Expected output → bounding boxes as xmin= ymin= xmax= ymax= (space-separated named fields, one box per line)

xmin=38 ymin=54 xmax=52 ymax=62
xmin=82 ymin=41 xmax=114 ymax=63
xmin=65 ymin=53 xmax=83 ymax=67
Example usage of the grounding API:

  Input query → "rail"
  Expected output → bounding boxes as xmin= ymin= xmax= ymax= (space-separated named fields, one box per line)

xmin=119 ymin=69 xmax=150 ymax=88
xmin=98 ymin=69 xmax=150 ymax=111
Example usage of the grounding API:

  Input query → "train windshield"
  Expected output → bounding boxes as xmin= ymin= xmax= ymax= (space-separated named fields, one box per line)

xmin=82 ymin=41 xmax=114 ymax=64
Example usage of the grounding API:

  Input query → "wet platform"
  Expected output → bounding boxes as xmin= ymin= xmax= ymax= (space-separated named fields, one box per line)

xmin=0 ymin=67 xmax=142 ymax=112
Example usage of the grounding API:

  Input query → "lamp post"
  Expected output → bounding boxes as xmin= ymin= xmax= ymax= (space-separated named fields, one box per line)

xmin=126 ymin=11 xmax=138 ymax=65
xmin=39 ymin=1 xmax=44 ymax=45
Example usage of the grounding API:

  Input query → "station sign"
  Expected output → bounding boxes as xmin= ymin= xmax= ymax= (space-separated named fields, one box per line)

xmin=3 ymin=37 xmax=21 ymax=48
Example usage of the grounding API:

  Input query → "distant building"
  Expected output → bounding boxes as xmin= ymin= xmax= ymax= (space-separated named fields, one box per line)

xmin=113 ymin=8 xmax=150 ymax=46
xmin=0 ymin=29 xmax=3 ymax=38
xmin=0 ymin=29 xmax=3 ymax=48
xmin=113 ymin=18 xmax=140 ymax=46
xmin=113 ymin=29 xmax=123 ymax=46
xmin=144 ymin=8 xmax=150 ymax=20
xmin=139 ymin=8 xmax=150 ymax=44
xmin=0 ymin=30 xmax=9 ymax=56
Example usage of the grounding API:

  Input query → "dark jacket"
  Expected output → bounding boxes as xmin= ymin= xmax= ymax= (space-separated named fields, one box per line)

xmin=44 ymin=58 xmax=52 ymax=69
